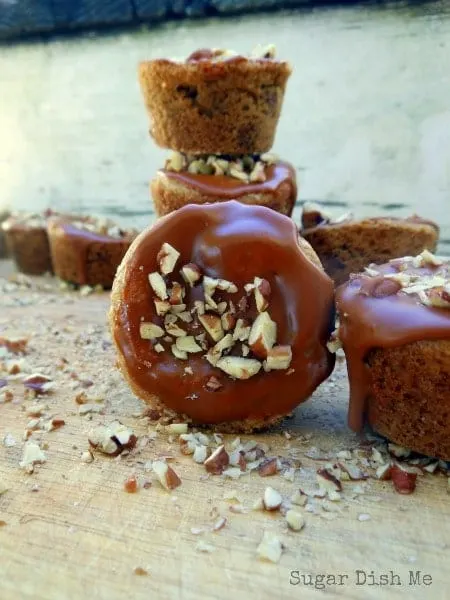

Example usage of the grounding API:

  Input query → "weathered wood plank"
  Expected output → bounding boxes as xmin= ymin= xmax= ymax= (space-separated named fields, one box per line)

xmin=51 ymin=0 xmax=134 ymax=29
xmin=132 ymin=0 xmax=170 ymax=19
xmin=0 ymin=0 xmax=54 ymax=37
xmin=0 ymin=263 xmax=449 ymax=600
xmin=0 ymin=0 xmax=356 ymax=39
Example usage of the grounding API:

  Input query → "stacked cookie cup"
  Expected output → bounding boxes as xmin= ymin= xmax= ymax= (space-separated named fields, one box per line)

xmin=138 ymin=45 xmax=297 ymax=217
xmin=107 ymin=46 xmax=450 ymax=460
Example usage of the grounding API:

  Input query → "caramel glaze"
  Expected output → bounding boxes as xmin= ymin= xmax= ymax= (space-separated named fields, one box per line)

xmin=302 ymin=214 xmax=439 ymax=233
xmin=163 ymin=161 xmax=297 ymax=204
xmin=111 ymin=200 xmax=335 ymax=425
xmin=48 ymin=218 xmax=135 ymax=286
xmin=336 ymin=261 xmax=450 ymax=432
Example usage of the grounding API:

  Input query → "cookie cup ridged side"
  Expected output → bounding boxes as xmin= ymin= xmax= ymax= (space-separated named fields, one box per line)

xmin=139 ymin=58 xmax=291 ymax=154
xmin=1 ymin=222 xmax=52 ymax=275
xmin=366 ymin=340 xmax=450 ymax=460
xmin=47 ymin=218 xmax=134 ymax=288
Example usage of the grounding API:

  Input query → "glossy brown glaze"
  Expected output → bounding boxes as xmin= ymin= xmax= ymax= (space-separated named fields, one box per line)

xmin=336 ymin=260 xmax=450 ymax=431
xmin=111 ymin=200 xmax=335 ymax=425
xmin=163 ymin=162 xmax=297 ymax=203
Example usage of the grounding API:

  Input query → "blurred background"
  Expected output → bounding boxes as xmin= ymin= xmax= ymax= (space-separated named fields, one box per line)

xmin=0 ymin=1 xmax=449 ymax=253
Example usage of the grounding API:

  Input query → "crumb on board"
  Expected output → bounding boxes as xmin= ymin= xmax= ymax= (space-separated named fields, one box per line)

xmin=0 ymin=271 xmax=449 ymax=567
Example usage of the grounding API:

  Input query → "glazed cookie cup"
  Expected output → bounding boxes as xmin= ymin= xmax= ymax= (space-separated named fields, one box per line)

xmin=110 ymin=200 xmax=335 ymax=432
xmin=335 ymin=251 xmax=450 ymax=459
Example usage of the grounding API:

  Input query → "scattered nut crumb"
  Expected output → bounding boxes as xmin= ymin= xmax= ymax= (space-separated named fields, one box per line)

xmin=195 ymin=541 xmax=215 ymax=553
xmin=3 ymin=433 xmax=16 ymax=447
xmin=252 ymin=497 xmax=265 ymax=511
xmin=0 ymin=389 xmax=14 ymax=403
xmin=45 ymin=418 xmax=65 ymax=432
xmin=317 ymin=468 xmax=342 ymax=493
xmin=358 ymin=513 xmax=371 ymax=522
xmin=19 ymin=441 xmax=46 ymax=473
xmin=229 ymin=504 xmax=248 ymax=514
xmin=79 ymin=403 xmax=103 ymax=416
xmin=263 ymin=486 xmax=283 ymax=511
xmin=26 ymin=403 xmax=48 ymax=417
xmin=23 ymin=374 xmax=55 ymax=394
xmin=75 ymin=392 xmax=88 ymax=405
xmin=80 ymin=450 xmax=94 ymax=463
xmin=258 ymin=457 xmax=278 ymax=477
xmin=212 ymin=516 xmax=227 ymax=532
xmin=152 ymin=460 xmax=182 ymax=491
xmin=285 ymin=510 xmax=305 ymax=532
xmin=124 ymin=476 xmax=139 ymax=493
xmin=256 ymin=531 xmax=283 ymax=563
xmin=166 ymin=423 xmax=188 ymax=435
xmin=0 ymin=336 xmax=28 ymax=354
xmin=290 ymin=490 xmax=308 ymax=507
xmin=391 ymin=464 xmax=417 ymax=494
xmin=88 ymin=421 xmax=137 ymax=456
xmin=204 ymin=445 xmax=229 ymax=475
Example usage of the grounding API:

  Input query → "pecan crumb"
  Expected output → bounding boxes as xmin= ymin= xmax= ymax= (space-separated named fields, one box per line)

xmin=256 ymin=531 xmax=283 ymax=563
xmin=124 ymin=476 xmax=139 ymax=493
xmin=23 ymin=374 xmax=55 ymax=394
xmin=88 ymin=421 xmax=137 ymax=456
xmin=152 ymin=460 xmax=182 ymax=491
xmin=0 ymin=336 xmax=28 ymax=354
xmin=204 ymin=445 xmax=229 ymax=475
xmin=205 ymin=375 xmax=223 ymax=392
xmin=258 ymin=457 xmax=278 ymax=477
xmin=391 ymin=464 xmax=417 ymax=495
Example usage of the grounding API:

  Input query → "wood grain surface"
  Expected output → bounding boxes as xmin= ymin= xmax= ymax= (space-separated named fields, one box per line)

xmin=0 ymin=261 xmax=448 ymax=600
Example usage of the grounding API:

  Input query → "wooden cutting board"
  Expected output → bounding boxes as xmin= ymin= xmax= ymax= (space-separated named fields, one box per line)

xmin=0 ymin=262 xmax=448 ymax=600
